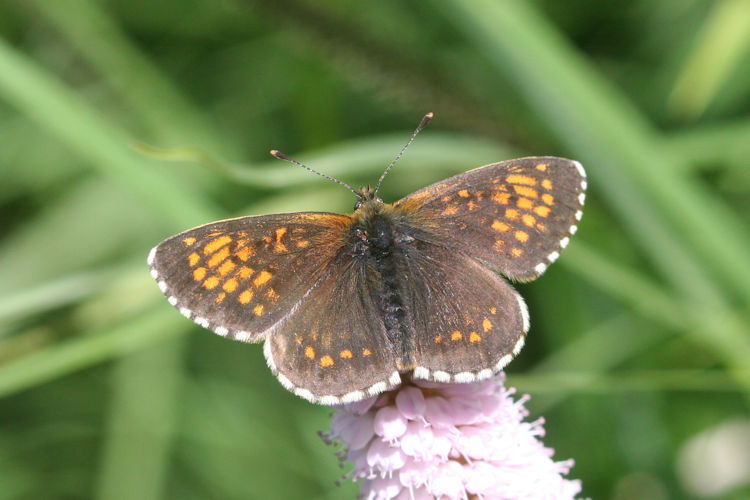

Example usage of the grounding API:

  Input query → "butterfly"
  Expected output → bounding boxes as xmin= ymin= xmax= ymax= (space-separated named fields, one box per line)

xmin=148 ymin=114 xmax=586 ymax=405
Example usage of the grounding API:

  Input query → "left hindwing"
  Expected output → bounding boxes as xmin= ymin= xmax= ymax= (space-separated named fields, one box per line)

xmin=264 ymin=250 xmax=401 ymax=405
xmin=394 ymin=156 xmax=586 ymax=281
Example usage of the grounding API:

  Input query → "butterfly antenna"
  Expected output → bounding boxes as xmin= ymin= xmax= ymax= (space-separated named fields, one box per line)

xmin=269 ymin=150 xmax=359 ymax=197
xmin=374 ymin=112 xmax=434 ymax=195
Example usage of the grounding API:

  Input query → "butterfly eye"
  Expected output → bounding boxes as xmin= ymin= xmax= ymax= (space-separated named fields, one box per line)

xmin=354 ymin=200 xmax=363 ymax=210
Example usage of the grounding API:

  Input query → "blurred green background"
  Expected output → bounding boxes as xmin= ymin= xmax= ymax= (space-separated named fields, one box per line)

xmin=1 ymin=0 xmax=750 ymax=498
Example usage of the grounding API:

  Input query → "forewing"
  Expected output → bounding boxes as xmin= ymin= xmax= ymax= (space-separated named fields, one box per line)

xmin=148 ymin=212 xmax=352 ymax=342
xmin=264 ymin=251 xmax=400 ymax=405
xmin=394 ymin=156 xmax=586 ymax=281
xmin=398 ymin=240 xmax=528 ymax=381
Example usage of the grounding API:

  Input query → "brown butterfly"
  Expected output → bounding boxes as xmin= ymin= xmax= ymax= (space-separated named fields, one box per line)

xmin=148 ymin=114 xmax=586 ymax=405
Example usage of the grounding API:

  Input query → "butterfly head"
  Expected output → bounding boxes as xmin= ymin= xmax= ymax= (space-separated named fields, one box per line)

xmin=354 ymin=185 xmax=384 ymax=211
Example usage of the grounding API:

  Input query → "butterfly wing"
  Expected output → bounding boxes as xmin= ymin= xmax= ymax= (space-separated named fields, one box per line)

xmin=148 ymin=212 xmax=352 ymax=342
xmin=393 ymin=237 xmax=527 ymax=382
xmin=264 ymin=250 xmax=401 ymax=404
xmin=394 ymin=156 xmax=586 ymax=281
xmin=150 ymin=212 xmax=401 ymax=404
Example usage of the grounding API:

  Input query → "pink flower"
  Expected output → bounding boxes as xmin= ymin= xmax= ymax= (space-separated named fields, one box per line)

xmin=322 ymin=374 xmax=582 ymax=499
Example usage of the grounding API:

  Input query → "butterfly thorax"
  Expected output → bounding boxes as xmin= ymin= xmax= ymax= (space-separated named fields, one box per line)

xmin=350 ymin=196 xmax=416 ymax=371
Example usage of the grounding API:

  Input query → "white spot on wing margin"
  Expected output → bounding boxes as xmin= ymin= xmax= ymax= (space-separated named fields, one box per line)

xmin=572 ymin=160 xmax=586 ymax=179
xmin=514 ymin=291 xmax=530 ymax=333
xmin=454 ymin=372 xmax=476 ymax=383
xmin=147 ymin=246 xmax=157 ymax=266
xmin=263 ymin=337 xmax=277 ymax=372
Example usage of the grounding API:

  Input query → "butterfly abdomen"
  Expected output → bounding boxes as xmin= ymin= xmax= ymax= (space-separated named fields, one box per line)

xmin=353 ymin=204 xmax=415 ymax=370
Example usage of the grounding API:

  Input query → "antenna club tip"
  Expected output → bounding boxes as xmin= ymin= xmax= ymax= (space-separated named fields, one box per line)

xmin=419 ymin=112 xmax=434 ymax=128
xmin=270 ymin=149 xmax=291 ymax=161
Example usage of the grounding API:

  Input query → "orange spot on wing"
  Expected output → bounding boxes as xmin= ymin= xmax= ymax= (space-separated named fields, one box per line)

xmin=253 ymin=270 xmax=272 ymax=287
xmin=515 ymin=231 xmax=529 ymax=242
xmin=296 ymin=240 xmax=310 ymax=248
xmin=442 ymin=205 xmax=459 ymax=215
xmin=506 ymin=175 xmax=537 ymax=186
xmin=188 ymin=252 xmax=200 ymax=266
xmin=458 ymin=189 xmax=470 ymax=198
xmin=340 ymin=349 xmax=353 ymax=359
xmin=207 ymin=246 xmax=230 ymax=268
xmin=265 ymin=288 xmax=279 ymax=302
xmin=274 ymin=228 xmax=288 ymax=252
xmin=236 ymin=246 xmax=253 ymax=261
xmin=219 ymin=259 xmax=236 ymax=277
xmin=203 ymin=276 xmax=220 ymax=290
xmin=203 ymin=236 xmax=232 ymax=255
xmin=451 ymin=331 xmax=462 ymax=341
xmin=253 ymin=304 xmax=264 ymax=316
xmin=467 ymin=200 xmax=478 ymax=211
xmin=512 ymin=248 xmax=524 ymax=257
xmin=505 ymin=208 xmax=519 ymax=220
xmin=223 ymin=278 xmax=238 ymax=293
xmin=470 ymin=331 xmax=482 ymax=343
xmin=239 ymin=266 xmax=254 ymax=279
xmin=516 ymin=197 xmax=534 ymax=209
xmin=215 ymin=292 xmax=226 ymax=304
xmin=362 ymin=348 xmax=372 ymax=357
xmin=535 ymin=163 xmax=548 ymax=171
xmin=305 ymin=346 xmax=315 ymax=359
xmin=183 ymin=237 xmax=197 ymax=246
xmin=492 ymin=220 xmax=509 ymax=232
xmin=542 ymin=193 xmax=555 ymax=205
xmin=522 ymin=214 xmax=536 ymax=227
xmin=482 ymin=318 xmax=492 ymax=332
xmin=489 ymin=307 xmax=497 ymax=315
xmin=434 ymin=335 xmax=443 ymax=343
xmin=239 ymin=289 xmax=254 ymax=304
xmin=193 ymin=267 xmax=206 ymax=281
xmin=494 ymin=239 xmax=505 ymax=251
xmin=320 ymin=355 xmax=334 ymax=367
xmin=536 ymin=223 xmax=547 ymax=232
xmin=492 ymin=192 xmax=511 ymax=204
xmin=542 ymin=179 xmax=552 ymax=190
xmin=513 ymin=185 xmax=538 ymax=198
xmin=534 ymin=205 xmax=551 ymax=217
